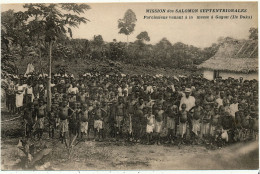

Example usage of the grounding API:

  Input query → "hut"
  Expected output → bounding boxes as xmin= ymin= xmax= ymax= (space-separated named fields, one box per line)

xmin=198 ymin=39 xmax=258 ymax=81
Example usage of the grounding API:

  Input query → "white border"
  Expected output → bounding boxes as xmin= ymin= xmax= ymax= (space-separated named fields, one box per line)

xmin=1 ymin=0 xmax=259 ymax=174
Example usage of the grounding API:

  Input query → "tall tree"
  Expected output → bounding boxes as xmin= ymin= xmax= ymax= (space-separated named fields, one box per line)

xmin=21 ymin=3 xmax=90 ymax=111
xmin=118 ymin=9 xmax=137 ymax=44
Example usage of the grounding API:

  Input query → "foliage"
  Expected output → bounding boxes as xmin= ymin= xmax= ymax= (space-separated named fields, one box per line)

xmin=249 ymin=27 xmax=258 ymax=40
xmin=22 ymin=3 xmax=90 ymax=43
xmin=1 ymin=4 xmax=91 ymax=76
xmin=93 ymin=35 xmax=104 ymax=47
xmin=136 ymin=31 xmax=150 ymax=42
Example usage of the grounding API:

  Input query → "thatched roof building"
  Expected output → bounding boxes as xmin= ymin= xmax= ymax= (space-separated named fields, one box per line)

xmin=198 ymin=39 xmax=258 ymax=80
xmin=198 ymin=57 xmax=258 ymax=73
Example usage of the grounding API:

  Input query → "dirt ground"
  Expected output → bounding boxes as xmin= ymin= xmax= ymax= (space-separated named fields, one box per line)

xmin=1 ymin=110 xmax=259 ymax=170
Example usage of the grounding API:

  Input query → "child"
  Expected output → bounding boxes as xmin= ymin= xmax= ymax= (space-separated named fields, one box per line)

xmin=87 ymin=102 xmax=95 ymax=140
xmin=166 ymin=105 xmax=178 ymax=144
xmin=35 ymin=100 xmax=46 ymax=140
xmin=201 ymin=104 xmax=212 ymax=141
xmin=179 ymin=104 xmax=188 ymax=144
xmin=241 ymin=109 xmax=251 ymax=141
xmin=125 ymin=94 xmax=136 ymax=142
xmin=133 ymin=98 xmax=144 ymax=143
xmin=235 ymin=104 xmax=243 ymax=141
xmin=210 ymin=107 xmax=220 ymax=142
xmin=48 ymin=106 xmax=57 ymax=139
xmin=190 ymin=100 xmax=203 ymax=144
xmin=75 ymin=102 xmax=82 ymax=136
xmin=219 ymin=106 xmax=235 ymax=144
xmin=23 ymin=102 xmax=36 ymax=138
xmin=94 ymin=102 xmax=106 ymax=141
xmin=101 ymin=101 xmax=109 ymax=140
xmin=141 ymin=107 xmax=148 ymax=141
xmin=146 ymin=108 xmax=155 ymax=145
xmin=68 ymin=102 xmax=77 ymax=137
xmin=80 ymin=105 xmax=89 ymax=141
xmin=154 ymin=104 xmax=164 ymax=145
xmin=59 ymin=100 xmax=72 ymax=144
xmin=115 ymin=97 xmax=125 ymax=140
xmin=108 ymin=101 xmax=116 ymax=140
xmin=251 ymin=111 xmax=258 ymax=141
xmin=79 ymin=88 xmax=87 ymax=104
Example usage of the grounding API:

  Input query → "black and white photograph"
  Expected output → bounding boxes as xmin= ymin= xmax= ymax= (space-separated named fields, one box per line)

xmin=1 ymin=1 xmax=259 ymax=171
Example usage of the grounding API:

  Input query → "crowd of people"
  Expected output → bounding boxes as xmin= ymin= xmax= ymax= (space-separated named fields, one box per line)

xmin=3 ymin=71 xmax=259 ymax=147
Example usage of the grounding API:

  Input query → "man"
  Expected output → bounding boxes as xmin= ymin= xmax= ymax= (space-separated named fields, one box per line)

xmin=179 ymin=88 xmax=195 ymax=140
xmin=179 ymin=88 xmax=195 ymax=112
xmin=230 ymin=98 xmax=239 ymax=118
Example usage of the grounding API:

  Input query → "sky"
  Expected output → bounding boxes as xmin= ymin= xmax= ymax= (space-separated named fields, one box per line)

xmin=1 ymin=2 xmax=258 ymax=48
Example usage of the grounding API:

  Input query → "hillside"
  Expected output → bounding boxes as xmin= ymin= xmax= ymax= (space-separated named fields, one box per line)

xmin=16 ymin=56 xmax=197 ymax=78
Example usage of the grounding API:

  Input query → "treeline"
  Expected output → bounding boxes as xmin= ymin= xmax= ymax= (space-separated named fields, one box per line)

xmin=52 ymin=35 xmax=220 ymax=70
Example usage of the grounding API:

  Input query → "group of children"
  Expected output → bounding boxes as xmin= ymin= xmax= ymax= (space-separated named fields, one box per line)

xmin=4 ymin=71 xmax=259 ymax=146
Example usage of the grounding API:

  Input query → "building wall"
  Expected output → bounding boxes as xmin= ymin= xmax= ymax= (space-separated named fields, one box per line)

xmin=202 ymin=69 xmax=258 ymax=81
xmin=219 ymin=71 xmax=258 ymax=80
xmin=203 ymin=70 xmax=214 ymax=80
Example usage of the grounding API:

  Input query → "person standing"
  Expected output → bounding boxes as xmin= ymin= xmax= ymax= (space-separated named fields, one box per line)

xmin=179 ymin=88 xmax=195 ymax=112
xmin=15 ymin=79 xmax=25 ymax=114
xmin=179 ymin=88 xmax=195 ymax=140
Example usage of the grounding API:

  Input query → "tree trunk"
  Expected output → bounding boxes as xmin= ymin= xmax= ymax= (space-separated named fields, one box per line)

xmin=47 ymin=41 xmax=53 ymax=112
xmin=39 ymin=49 xmax=44 ymax=77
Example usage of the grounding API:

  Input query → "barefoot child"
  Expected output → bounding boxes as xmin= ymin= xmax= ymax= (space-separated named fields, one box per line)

xmin=59 ymin=101 xmax=72 ymax=145
xmin=48 ymin=106 xmax=57 ymax=139
xmin=155 ymin=104 xmax=164 ymax=145
xmin=201 ymin=104 xmax=212 ymax=141
xmin=241 ymin=109 xmax=251 ymax=141
xmin=94 ymin=102 xmax=106 ymax=141
xmin=35 ymin=100 xmax=46 ymax=140
xmin=133 ymin=98 xmax=145 ymax=143
xmin=210 ymin=107 xmax=220 ymax=141
xmin=125 ymin=94 xmax=136 ymax=141
xmin=87 ymin=102 xmax=95 ymax=140
xmin=179 ymin=104 xmax=188 ymax=143
xmin=190 ymin=100 xmax=203 ymax=144
xmin=235 ymin=104 xmax=243 ymax=141
xmin=146 ymin=108 xmax=155 ymax=144
xmin=166 ymin=105 xmax=178 ymax=144
xmin=80 ymin=105 xmax=89 ymax=141
xmin=23 ymin=102 xmax=36 ymax=138
xmin=115 ymin=97 xmax=125 ymax=140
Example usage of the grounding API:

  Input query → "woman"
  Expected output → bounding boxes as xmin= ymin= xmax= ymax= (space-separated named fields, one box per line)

xmin=15 ymin=79 xmax=25 ymax=114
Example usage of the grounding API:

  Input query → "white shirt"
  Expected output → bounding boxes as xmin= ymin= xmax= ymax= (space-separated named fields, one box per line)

xmin=179 ymin=95 xmax=195 ymax=111
xmin=216 ymin=98 xmax=223 ymax=108
xmin=118 ymin=87 xmax=123 ymax=96
xmin=230 ymin=103 xmax=238 ymax=117
xmin=68 ymin=87 xmax=79 ymax=94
